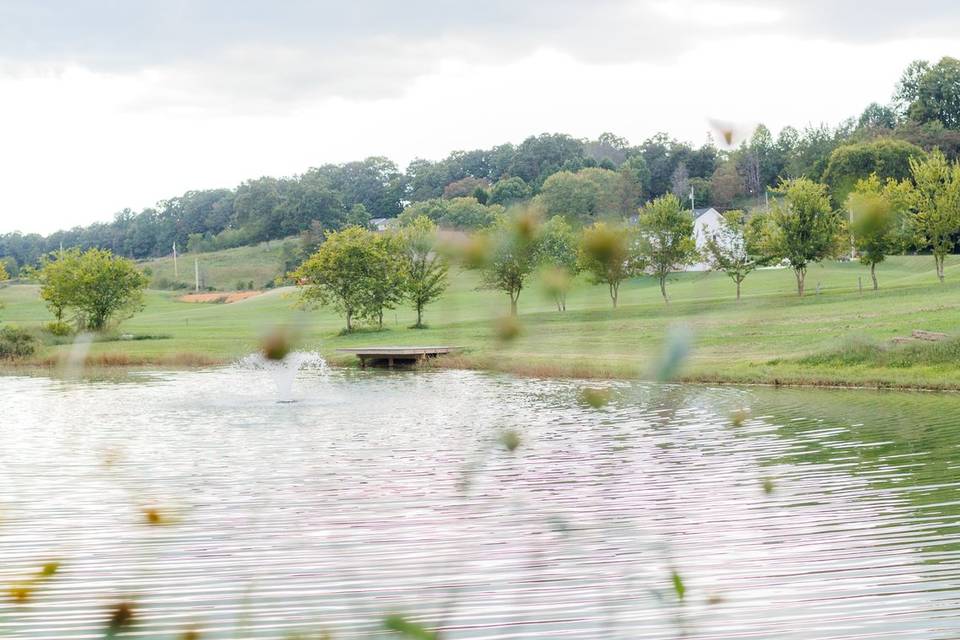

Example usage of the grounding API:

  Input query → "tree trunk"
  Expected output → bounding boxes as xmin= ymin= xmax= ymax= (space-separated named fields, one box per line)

xmin=510 ymin=295 xmax=518 ymax=317
xmin=610 ymin=282 xmax=618 ymax=308
xmin=378 ymin=308 xmax=383 ymax=330
xmin=736 ymin=279 xmax=741 ymax=301
xmin=936 ymin=254 xmax=945 ymax=282
xmin=346 ymin=310 xmax=352 ymax=332
xmin=416 ymin=304 xmax=423 ymax=328
xmin=794 ymin=267 xmax=806 ymax=297
xmin=659 ymin=275 xmax=668 ymax=303
xmin=870 ymin=262 xmax=878 ymax=290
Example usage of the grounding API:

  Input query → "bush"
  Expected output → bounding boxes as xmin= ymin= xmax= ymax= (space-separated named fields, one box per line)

xmin=153 ymin=277 xmax=190 ymax=291
xmin=0 ymin=326 xmax=38 ymax=360
xmin=44 ymin=321 xmax=74 ymax=337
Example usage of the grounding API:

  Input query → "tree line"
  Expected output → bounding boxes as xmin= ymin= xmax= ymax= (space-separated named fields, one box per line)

xmin=8 ymin=142 xmax=960 ymax=337
xmin=3 ymin=57 xmax=960 ymax=279
xmin=293 ymin=145 xmax=960 ymax=331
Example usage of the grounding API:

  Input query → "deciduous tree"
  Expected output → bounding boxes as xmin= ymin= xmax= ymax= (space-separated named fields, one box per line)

xmin=703 ymin=210 xmax=769 ymax=300
xmin=637 ymin=195 xmax=697 ymax=302
xmin=39 ymin=248 xmax=148 ymax=330
xmin=537 ymin=216 xmax=579 ymax=311
xmin=759 ymin=178 xmax=845 ymax=296
xmin=399 ymin=216 xmax=448 ymax=328
xmin=847 ymin=175 xmax=910 ymax=290
xmin=577 ymin=221 xmax=642 ymax=308
xmin=476 ymin=210 xmax=542 ymax=316
xmin=907 ymin=150 xmax=960 ymax=282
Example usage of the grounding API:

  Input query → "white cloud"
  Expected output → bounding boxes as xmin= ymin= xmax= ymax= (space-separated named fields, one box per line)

xmin=0 ymin=1 xmax=958 ymax=234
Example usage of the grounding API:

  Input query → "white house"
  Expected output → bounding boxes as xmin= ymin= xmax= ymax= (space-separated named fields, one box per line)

xmin=369 ymin=217 xmax=399 ymax=232
xmin=688 ymin=207 xmax=725 ymax=271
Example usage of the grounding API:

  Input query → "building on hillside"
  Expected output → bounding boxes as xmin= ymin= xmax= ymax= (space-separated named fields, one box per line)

xmin=689 ymin=207 xmax=725 ymax=271
xmin=370 ymin=217 xmax=398 ymax=232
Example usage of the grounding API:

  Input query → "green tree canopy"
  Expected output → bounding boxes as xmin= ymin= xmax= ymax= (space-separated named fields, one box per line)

xmin=38 ymin=248 xmax=148 ymax=330
xmin=907 ymin=149 xmax=960 ymax=282
xmin=475 ymin=210 xmax=542 ymax=316
xmin=757 ymin=178 xmax=846 ymax=296
xmin=896 ymin=57 xmax=960 ymax=128
xmin=637 ymin=194 xmax=697 ymax=302
xmin=846 ymin=175 xmax=910 ymax=290
xmin=821 ymin=138 xmax=925 ymax=205
xmin=488 ymin=177 xmax=532 ymax=206
xmin=292 ymin=226 xmax=384 ymax=332
xmin=702 ymin=210 xmax=770 ymax=300
xmin=537 ymin=215 xmax=579 ymax=311
xmin=577 ymin=221 xmax=642 ymax=308
xmin=398 ymin=216 xmax=448 ymax=328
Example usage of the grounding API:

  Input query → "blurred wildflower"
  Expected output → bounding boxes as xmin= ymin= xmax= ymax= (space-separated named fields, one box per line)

xmin=499 ymin=429 xmax=521 ymax=452
xmin=761 ymin=477 xmax=776 ymax=494
xmin=260 ymin=326 xmax=297 ymax=361
xmin=730 ymin=408 xmax=750 ymax=426
xmin=580 ymin=387 xmax=613 ymax=408
xmin=653 ymin=326 xmax=693 ymax=381
xmin=383 ymin=613 xmax=439 ymax=639
xmin=708 ymin=119 xmax=755 ymax=149
xmin=494 ymin=315 xmax=522 ymax=343
xmin=671 ymin=569 xmax=686 ymax=601
xmin=106 ymin=601 xmax=135 ymax=635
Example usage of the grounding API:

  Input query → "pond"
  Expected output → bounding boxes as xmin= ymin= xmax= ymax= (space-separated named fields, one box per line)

xmin=1 ymin=364 xmax=959 ymax=638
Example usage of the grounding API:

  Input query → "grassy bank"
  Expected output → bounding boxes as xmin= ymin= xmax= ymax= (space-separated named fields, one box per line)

xmin=2 ymin=254 xmax=960 ymax=389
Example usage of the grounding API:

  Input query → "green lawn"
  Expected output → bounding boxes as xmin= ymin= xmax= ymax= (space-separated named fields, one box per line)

xmin=3 ymin=253 xmax=960 ymax=389
xmin=140 ymin=239 xmax=293 ymax=291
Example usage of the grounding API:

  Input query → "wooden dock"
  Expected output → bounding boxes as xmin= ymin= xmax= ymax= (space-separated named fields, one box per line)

xmin=336 ymin=346 xmax=461 ymax=368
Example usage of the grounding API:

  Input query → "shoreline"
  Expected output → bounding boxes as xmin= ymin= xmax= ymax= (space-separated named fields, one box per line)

xmin=2 ymin=350 xmax=957 ymax=393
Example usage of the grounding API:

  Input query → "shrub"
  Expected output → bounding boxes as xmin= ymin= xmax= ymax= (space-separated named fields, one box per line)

xmin=0 ymin=326 xmax=38 ymax=360
xmin=44 ymin=321 xmax=74 ymax=337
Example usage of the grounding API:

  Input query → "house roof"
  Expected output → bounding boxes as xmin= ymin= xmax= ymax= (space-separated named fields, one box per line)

xmin=693 ymin=207 xmax=718 ymax=219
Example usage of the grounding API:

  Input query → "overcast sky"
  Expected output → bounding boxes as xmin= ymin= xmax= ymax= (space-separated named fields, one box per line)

xmin=1 ymin=0 xmax=958 ymax=234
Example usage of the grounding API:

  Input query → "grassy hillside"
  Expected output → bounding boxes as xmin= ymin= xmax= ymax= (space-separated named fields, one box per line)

xmin=3 ymin=253 xmax=960 ymax=389
xmin=140 ymin=239 xmax=293 ymax=291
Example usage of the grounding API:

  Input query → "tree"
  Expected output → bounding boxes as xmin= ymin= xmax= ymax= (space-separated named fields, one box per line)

xmin=476 ymin=211 xmax=542 ymax=316
xmin=897 ymin=57 xmax=960 ymax=128
xmin=399 ymin=216 xmax=448 ymax=328
xmin=292 ymin=226 xmax=380 ymax=332
xmin=537 ymin=216 xmax=579 ymax=311
xmin=36 ymin=250 xmax=77 ymax=322
xmin=365 ymin=233 xmax=406 ymax=329
xmin=710 ymin=160 xmax=743 ymax=207
xmin=345 ymin=203 xmax=372 ymax=228
xmin=0 ymin=261 xmax=7 ymax=283
xmin=443 ymin=177 xmax=490 ymax=199
xmin=846 ymin=176 xmax=909 ymax=290
xmin=488 ymin=177 xmax=532 ymax=206
xmin=821 ymin=138 xmax=925 ymax=205
xmin=907 ymin=150 xmax=960 ymax=282
xmin=759 ymin=178 xmax=845 ymax=296
xmin=858 ymin=102 xmax=898 ymax=131
xmin=39 ymin=248 xmax=148 ymax=330
xmin=703 ymin=210 xmax=769 ymax=300
xmin=670 ymin=162 xmax=690 ymax=201
xmin=637 ymin=195 xmax=698 ymax=302
xmin=577 ymin=221 xmax=642 ymax=308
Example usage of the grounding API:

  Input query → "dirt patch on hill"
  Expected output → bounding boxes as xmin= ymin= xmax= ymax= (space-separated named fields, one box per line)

xmin=177 ymin=291 xmax=263 ymax=304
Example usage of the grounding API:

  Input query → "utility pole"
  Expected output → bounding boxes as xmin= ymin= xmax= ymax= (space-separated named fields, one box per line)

xmin=689 ymin=186 xmax=695 ymax=215
xmin=173 ymin=242 xmax=179 ymax=278
xmin=194 ymin=258 xmax=200 ymax=292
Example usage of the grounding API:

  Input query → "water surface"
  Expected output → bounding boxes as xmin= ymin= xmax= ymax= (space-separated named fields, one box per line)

xmin=1 ymin=367 xmax=958 ymax=638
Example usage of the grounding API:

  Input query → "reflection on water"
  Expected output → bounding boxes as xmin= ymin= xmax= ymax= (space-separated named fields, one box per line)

xmin=0 ymin=368 xmax=959 ymax=638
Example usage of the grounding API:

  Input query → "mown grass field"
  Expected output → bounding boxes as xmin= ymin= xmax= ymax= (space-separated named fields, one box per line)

xmin=2 ymin=253 xmax=960 ymax=389
xmin=140 ymin=239 xmax=292 ymax=290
